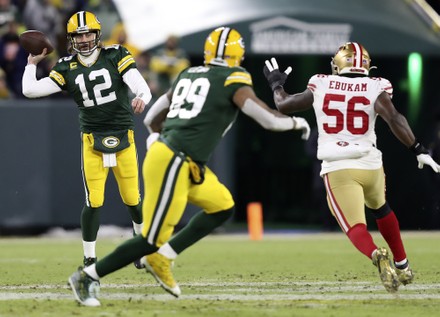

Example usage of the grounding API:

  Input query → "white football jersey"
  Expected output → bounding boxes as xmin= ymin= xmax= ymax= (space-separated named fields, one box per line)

xmin=307 ymin=74 xmax=393 ymax=175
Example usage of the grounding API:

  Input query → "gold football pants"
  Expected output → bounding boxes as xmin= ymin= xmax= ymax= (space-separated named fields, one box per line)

xmin=141 ymin=141 xmax=235 ymax=246
xmin=81 ymin=130 xmax=140 ymax=208
xmin=323 ymin=168 xmax=386 ymax=233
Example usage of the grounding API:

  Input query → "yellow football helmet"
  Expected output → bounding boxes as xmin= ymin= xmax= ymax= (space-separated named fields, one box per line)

xmin=331 ymin=42 xmax=371 ymax=76
xmin=66 ymin=11 xmax=101 ymax=56
xmin=204 ymin=27 xmax=245 ymax=67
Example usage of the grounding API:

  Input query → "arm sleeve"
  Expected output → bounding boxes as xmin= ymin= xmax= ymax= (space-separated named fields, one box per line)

xmin=143 ymin=93 xmax=170 ymax=133
xmin=22 ymin=64 xmax=62 ymax=98
xmin=122 ymin=68 xmax=152 ymax=105
xmin=241 ymin=98 xmax=294 ymax=131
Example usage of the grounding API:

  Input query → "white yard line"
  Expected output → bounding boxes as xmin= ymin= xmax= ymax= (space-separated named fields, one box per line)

xmin=1 ymin=292 xmax=440 ymax=301
xmin=0 ymin=280 xmax=438 ymax=289
xmin=1 ymin=281 xmax=439 ymax=301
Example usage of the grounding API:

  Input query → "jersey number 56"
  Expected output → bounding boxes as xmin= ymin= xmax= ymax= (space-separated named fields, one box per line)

xmin=322 ymin=93 xmax=370 ymax=135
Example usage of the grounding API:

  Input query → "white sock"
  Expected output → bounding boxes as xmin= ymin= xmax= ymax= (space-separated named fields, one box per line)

xmin=140 ymin=256 xmax=147 ymax=266
xmin=158 ymin=243 xmax=178 ymax=260
xmin=132 ymin=221 xmax=143 ymax=235
xmin=395 ymin=258 xmax=408 ymax=267
xmin=83 ymin=264 xmax=100 ymax=280
xmin=83 ymin=241 xmax=96 ymax=258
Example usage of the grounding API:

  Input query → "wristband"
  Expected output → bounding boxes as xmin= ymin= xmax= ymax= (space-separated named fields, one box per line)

xmin=409 ymin=140 xmax=428 ymax=155
xmin=272 ymin=85 xmax=284 ymax=92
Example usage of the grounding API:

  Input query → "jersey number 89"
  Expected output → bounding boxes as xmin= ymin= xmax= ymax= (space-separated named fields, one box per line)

xmin=167 ymin=78 xmax=210 ymax=119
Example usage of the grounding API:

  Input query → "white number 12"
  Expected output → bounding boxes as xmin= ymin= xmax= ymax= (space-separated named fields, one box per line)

xmin=75 ymin=68 xmax=117 ymax=107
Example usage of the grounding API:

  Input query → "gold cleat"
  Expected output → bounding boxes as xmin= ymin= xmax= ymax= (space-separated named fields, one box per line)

xmin=396 ymin=265 xmax=414 ymax=285
xmin=372 ymin=247 xmax=400 ymax=293
xmin=145 ymin=253 xmax=181 ymax=297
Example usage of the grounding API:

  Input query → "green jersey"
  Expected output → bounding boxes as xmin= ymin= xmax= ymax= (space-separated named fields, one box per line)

xmin=49 ymin=45 xmax=137 ymax=133
xmin=162 ymin=65 xmax=253 ymax=164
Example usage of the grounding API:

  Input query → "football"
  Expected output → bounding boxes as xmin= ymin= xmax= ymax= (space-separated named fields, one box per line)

xmin=19 ymin=30 xmax=54 ymax=55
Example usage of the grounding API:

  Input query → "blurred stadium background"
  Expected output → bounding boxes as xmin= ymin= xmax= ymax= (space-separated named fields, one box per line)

xmin=1 ymin=0 xmax=440 ymax=235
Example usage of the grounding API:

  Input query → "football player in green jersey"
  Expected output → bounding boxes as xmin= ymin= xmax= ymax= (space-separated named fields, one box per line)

xmin=66 ymin=26 xmax=310 ymax=307
xmin=22 ymin=11 xmax=152 ymax=268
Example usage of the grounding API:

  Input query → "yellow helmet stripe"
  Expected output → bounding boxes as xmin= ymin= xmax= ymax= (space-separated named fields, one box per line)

xmin=49 ymin=70 xmax=66 ymax=86
xmin=216 ymin=27 xmax=231 ymax=60
xmin=117 ymin=55 xmax=135 ymax=73
xmin=224 ymin=71 xmax=252 ymax=86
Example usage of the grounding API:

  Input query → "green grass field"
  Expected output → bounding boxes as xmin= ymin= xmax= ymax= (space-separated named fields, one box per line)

xmin=1 ymin=230 xmax=439 ymax=317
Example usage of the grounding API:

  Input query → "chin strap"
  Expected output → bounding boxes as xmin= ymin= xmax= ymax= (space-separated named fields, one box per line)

xmin=78 ymin=47 xmax=100 ymax=64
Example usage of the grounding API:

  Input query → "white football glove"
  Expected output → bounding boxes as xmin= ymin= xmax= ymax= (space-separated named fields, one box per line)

xmin=146 ymin=132 xmax=160 ymax=150
xmin=416 ymin=154 xmax=440 ymax=173
xmin=292 ymin=117 xmax=311 ymax=140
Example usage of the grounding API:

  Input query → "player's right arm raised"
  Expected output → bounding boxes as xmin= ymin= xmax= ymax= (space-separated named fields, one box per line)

xmin=22 ymin=49 xmax=61 ymax=98
xmin=263 ymin=57 xmax=314 ymax=113
xmin=232 ymin=85 xmax=311 ymax=140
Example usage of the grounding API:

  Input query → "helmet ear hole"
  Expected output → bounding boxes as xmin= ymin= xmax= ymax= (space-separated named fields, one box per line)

xmin=330 ymin=58 xmax=338 ymax=75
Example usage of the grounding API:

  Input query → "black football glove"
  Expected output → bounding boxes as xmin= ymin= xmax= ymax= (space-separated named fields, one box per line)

xmin=263 ymin=57 xmax=292 ymax=91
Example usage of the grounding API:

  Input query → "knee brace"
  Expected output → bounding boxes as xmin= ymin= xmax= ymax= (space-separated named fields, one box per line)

xmin=371 ymin=202 xmax=392 ymax=219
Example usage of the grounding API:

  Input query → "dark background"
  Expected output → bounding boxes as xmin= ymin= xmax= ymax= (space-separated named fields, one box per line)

xmin=1 ymin=52 xmax=439 ymax=234
xmin=234 ymin=54 xmax=440 ymax=230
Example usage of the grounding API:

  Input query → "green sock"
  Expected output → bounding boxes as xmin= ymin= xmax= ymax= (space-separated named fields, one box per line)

xmin=81 ymin=206 xmax=100 ymax=241
xmin=169 ymin=208 xmax=234 ymax=254
xmin=127 ymin=203 xmax=142 ymax=224
xmin=96 ymin=235 xmax=157 ymax=277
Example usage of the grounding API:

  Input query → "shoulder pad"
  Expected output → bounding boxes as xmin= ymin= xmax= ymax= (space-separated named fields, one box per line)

xmin=102 ymin=44 xmax=121 ymax=50
xmin=372 ymin=77 xmax=393 ymax=98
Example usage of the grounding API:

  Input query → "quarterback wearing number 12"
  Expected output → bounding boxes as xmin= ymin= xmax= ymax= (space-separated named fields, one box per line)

xmin=21 ymin=11 xmax=152 ymax=267
xmin=263 ymin=42 xmax=440 ymax=293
